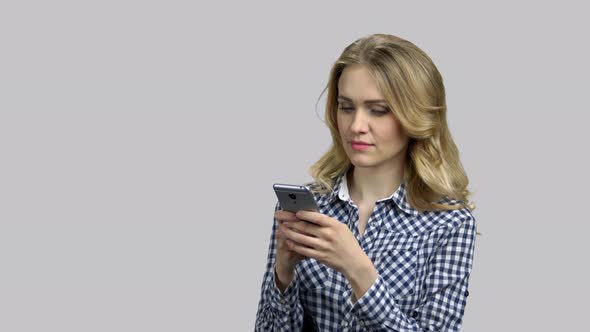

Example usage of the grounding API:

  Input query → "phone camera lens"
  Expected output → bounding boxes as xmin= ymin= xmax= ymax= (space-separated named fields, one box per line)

xmin=288 ymin=193 xmax=296 ymax=199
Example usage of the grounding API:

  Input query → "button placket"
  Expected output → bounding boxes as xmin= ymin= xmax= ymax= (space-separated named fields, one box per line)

xmin=348 ymin=205 xmax=360 ymax=242
xmin=361 ymin=204 xmax=383 ymax=252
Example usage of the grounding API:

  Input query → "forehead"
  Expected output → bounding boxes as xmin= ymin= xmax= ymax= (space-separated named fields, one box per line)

xmin=337 ymin=64 xmax=385 ymax=101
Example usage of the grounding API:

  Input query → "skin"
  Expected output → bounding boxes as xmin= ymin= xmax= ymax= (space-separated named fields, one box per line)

xmin=275 ymin=64 xmax=411 ymax=303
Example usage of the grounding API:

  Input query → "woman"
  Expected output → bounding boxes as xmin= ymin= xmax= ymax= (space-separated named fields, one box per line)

xmin=254 ymin=33 xmax=477 ymax=331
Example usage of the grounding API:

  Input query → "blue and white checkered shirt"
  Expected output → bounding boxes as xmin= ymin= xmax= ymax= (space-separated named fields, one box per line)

xmin=255 ymin=171 xmax=477 ymax=331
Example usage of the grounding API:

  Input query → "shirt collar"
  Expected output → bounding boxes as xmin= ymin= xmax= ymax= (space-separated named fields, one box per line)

xmin=317 ymin=169 xmax=419 ymax=216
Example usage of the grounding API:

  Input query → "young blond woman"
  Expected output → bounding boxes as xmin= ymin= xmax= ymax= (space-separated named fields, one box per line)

xmin=255 ymin=33 xmax=477 ymax=332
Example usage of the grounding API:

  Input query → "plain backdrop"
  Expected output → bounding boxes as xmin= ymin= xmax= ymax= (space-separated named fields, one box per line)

xmin=1 ymin=1 xmax=588 ymax=331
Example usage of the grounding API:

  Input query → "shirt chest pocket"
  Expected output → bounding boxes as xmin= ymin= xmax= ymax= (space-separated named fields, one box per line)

xmin=369 ymin=232 xmax=418 ymax=299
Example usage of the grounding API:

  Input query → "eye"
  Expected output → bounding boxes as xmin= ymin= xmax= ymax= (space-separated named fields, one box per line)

xmin=338 ymin=106 xmax=354 ymax=113
xmin=337 ymin=106 xmax=390 ymax=116
xmin=371 ymin=109 xmax=389 ymax=116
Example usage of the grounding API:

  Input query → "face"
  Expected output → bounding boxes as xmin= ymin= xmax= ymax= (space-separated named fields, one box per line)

xmin=336 ymin=64 xmax=410 ymax=171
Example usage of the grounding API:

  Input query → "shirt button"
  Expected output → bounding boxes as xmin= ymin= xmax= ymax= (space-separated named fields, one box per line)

xmin=465 ymin=290 xmax=470 ymax=297
xmin=412 ymin=311 xmax=419 ymax=319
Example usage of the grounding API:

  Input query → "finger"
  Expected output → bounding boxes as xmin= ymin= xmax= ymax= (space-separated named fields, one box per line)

xmin=278 ymin=225 xmax=298 ymax=241
xmin=279 ymin=223 xmax=291 ymax=235
xmin=277 ymin=221 xmax=291 ymax=235
xmin=278 ymin=221 xmax=293 ymax=234
xmin=286 ymin=239 xmax=319 ymax=259
xmin=295 ymin=210 xmax=329 ymax=227
xmin=275 ymin=210 xmax=296 ymax=220
xmin=288 ymin=220 xmax=320 ymax=238
xmin=283 ymin=225 xmax=322 ymax=249
xmin=276 ymin=223 xmax=288 ymax=237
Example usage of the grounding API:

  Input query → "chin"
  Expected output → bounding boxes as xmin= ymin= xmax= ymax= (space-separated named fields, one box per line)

xmin=348 ymin=156 xmax=378 ymax=167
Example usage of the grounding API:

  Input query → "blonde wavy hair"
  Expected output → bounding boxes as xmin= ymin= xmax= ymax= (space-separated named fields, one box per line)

xmin=305 ymin=33 xmax=476 ymax=213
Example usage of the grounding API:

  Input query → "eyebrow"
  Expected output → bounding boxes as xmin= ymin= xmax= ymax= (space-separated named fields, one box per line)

xmin=337 ymin=96 xmax=388 ymax=104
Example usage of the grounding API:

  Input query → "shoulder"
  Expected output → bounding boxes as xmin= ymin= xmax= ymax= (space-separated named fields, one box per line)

xmin=438 ymin=198 xmax=477 ymax=243
xmin=437 ymin=196 xmax=476 ymax=226
xmin=414 ymin=201 xmax=477 ymax=256
xmin=413 ymin=197 xmax=475 ymax=237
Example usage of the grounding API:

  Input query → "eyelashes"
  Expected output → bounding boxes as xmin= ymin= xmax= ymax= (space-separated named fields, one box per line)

xmin=337 ymin=107 xmax=390 ymax=116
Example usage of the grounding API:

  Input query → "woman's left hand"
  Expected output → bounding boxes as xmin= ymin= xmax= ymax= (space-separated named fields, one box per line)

xmin=281 ymin=210 xmax=368 ymax=276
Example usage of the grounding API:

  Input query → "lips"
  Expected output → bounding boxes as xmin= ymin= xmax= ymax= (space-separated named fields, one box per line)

xmin=351 ymin=140 xmax=372 ymax=146
xmin=350 ymin=140 xmax=374 ymax=151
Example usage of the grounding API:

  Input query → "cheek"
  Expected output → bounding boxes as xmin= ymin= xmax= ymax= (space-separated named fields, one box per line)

xmin=336 ymin=115 xmax=346 ymax=135
xmin=377 ymin=120 xmax=407 ymax=144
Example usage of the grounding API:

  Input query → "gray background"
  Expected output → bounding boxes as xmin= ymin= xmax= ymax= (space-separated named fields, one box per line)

xmin=1 ymin=1 xmax=588 ymax=331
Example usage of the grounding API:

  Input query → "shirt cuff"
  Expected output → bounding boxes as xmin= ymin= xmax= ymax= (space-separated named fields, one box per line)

xmin=267 ymin=264 xmax=300 ymax=313
xmin=343 ymin=274 xmax=393 ymax=326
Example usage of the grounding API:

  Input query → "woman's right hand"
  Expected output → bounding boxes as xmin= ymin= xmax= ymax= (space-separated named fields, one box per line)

xmin=274 ymin=210 xmax=307 ymax=283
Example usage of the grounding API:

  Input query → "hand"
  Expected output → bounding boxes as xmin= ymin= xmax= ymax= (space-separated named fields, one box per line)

xmin=278 ymin=210 xmax=367 ymax=276
xmin=274 ymin=210 xmax=307 ymax=274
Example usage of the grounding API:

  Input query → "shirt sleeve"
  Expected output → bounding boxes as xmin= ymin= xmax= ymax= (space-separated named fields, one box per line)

xmin=254 ymin=201 xmax=304 ymax=331
xmin=342 ymin=211 xmax=477 ymax=331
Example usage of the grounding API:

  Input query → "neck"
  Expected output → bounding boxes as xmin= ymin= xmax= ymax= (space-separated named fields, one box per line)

xmin=347 ymin=162 xmax=405 ymax=204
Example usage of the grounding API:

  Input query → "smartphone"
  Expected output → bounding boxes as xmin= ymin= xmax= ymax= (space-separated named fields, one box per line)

xmin=273 ymin=183 xmax=319 ymax=213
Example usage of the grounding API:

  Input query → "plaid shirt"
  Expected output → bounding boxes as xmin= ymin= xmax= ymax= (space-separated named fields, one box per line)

xmin=255 ymin=171 xmax=477 ymax=331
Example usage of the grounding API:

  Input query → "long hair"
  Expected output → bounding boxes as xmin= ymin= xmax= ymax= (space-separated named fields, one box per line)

xmin=305 ymin=33 xmax=475 ymax=213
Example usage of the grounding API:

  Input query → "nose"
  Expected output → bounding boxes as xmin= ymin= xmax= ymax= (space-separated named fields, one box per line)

xmin=350 ymin=108 xmax=369 ymax=133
